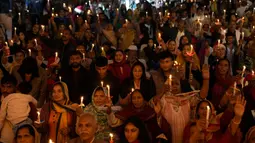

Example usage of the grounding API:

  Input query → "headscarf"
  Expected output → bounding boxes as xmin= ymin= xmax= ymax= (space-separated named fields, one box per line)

xmin=14 ymin=124 xmax=40 ymax=143
xmin=51 ymin=81 xmax=74 ymax=143
xmin=244 ymin=126 xmax=255 ymax=143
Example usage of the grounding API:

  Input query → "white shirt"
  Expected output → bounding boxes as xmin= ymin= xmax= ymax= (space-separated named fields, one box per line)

xmin=176 ymin=30 xmax=185 ymax=48
xmin=0 ymin=93 xmax=37 ymax=129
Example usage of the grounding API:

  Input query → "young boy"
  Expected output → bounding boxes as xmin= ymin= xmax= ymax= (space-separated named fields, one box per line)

xmin=0 ymin=82 xmax=37 ymax=133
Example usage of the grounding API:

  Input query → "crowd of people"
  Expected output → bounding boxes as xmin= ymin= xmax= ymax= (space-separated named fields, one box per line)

xmin=0 ymin=0 xmax=255 ymax=142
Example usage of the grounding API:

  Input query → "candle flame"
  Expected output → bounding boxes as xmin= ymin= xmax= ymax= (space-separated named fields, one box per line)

xmin=109 ymin=133 xmax=113 ymax=138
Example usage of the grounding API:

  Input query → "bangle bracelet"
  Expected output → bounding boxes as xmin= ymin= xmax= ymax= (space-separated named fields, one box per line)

xmin=232 ymin=119 xmax=241 ymax=124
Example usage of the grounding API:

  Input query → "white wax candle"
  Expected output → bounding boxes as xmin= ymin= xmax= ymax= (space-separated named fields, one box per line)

xmin=169 ymin=74 xmax=172 ymax=86
xmin=83 ymin=53 xmax=85 ymax=60
xmin=252 ymin=70 xmax=254 ymax=76
xmin=63 ymin=3 xmax=66 ymax=8
xmin=106 ymin=85 xmax=110 ymax=98
xmin=52 ymin=8 xmax=54 ymax=12
xmin=37 ymin=111 xmax=40 ymax=122
xmin=34 ymin=39 xmax=37 ymax=46
xmin=242 ymin=32 xmax=244 ymax=40
xmin=14 ymin=27 xmax=17 ymax=35
xmin=241 ymin=66 xmax=246 ymax=77
xmin=158 ymin=33 xmax=161 ymax=39
xmin=223 ymin=9 xmax=226 ymax=17
xmin=125 ymin=19 xmax=128 ymax=24
xmin=206 ymin=105 xmax=210 ymax=121
xmin=28 ymin=49 xmax=31 ymax=56
xmin=131 ymin=88 xmax=134 ymax=92
xmin=190 ymin=44 xmax=193 ymax=53
xmin=49 ymin=139 xmax=53 ymax=143
xmin=91 ymin=44 xmax=94 ymax=52
xmin=41 ymin=25 xmax=45 ymax=32
xmin=68 ymin=7 xmax=72 ymax=13
xmin=109 ymin=133 xmax=114 ymax=141
xmin=233 ymin=82 xmax=237 ymax=96
xmin=80 ymin=96 xmax=84 ymax=106
xmin=218 ymin=39 xmax=220 ymax=47
xmin=59 ymin=76 xmax=62 ymax=82
xmin=101 ymin=81 xmax=104 ymax=87
xmin=146 ymin=11 xmax=148 ymax=17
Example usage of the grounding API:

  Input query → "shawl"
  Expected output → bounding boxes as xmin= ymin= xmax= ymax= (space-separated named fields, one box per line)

xmin=115 ymin=103 xmax=155 ymax=122
xmin=13 ymin=124 xmax=40 ymax=143
xmin=84 ymin=87 xmax=111 ymax=140
xmin=50 ymin=82 xmax=75 ymax=143
xmin=109 ymin=51 xmax=131 ymax=83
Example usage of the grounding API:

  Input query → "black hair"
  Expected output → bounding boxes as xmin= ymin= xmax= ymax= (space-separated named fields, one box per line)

xmin=15 ymin=124 xmax=35 ymax=140
xmin=18 ymin=82 xmax=32 ymax=94
xmin=95 ymin=56 xmax=108 ymax=67
xmin=15 ymin=49 xmax=26 ymax=57
xmin=130 ymin=62 xmax=147 ymax=80
xmin=1 ymin=75 xmax=17 ymax=86
xmin=69 ymin=50 xmax=83 ymax=59
xmin=195 ymin=100 xmax=212 ymax=119
xmin=18 ymin=57 xmax=39 ymax=80
xmin=119 ymin=116 xmax=152 ymax=143
xmin=158 ymin=51 xmax=174 ymax=61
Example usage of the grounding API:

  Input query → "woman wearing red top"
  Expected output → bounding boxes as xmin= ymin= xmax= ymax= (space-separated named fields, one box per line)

xmin=109 ymin=50 xmax=131 ymax=84
xmin=183 ymin=97 xmax=245 ymax=143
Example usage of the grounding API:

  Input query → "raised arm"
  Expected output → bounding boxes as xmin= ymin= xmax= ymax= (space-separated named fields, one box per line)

xmin=200 ymin=64 xmax=210 ymax=99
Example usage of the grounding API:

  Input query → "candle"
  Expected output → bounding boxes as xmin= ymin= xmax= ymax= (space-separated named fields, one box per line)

xmin=159 ymin=12 xmax=162 ymax=19
xmin=223 ymin=9 xmax=226 ymax=18
xmin=55 ymin=14 xmax=58 ymax=17
xmin=80 ymin=96 xmax=84 ymax=107
xmin=83 ymin=53 xmax=85 ymax=60
xmin=87 ymin=10 xmax=91 ymax=15
xmin=125 ymin=19 xmax=128 ymax=24
xmin=233 ymin=82 xmax=237 ymax=96
xmin=91 ymin=43 xmax=94 ymax=52
xmin=131 ymin=88 xmax=134 ymax=92
xmin=51 ymin=13 xmax=54 ymax=17
xmin=253 ymin=8 xmax=255 ymax=14
xmin=18 ymin=12 xmax=21 ymax=18
xmin=109 ymin=133 xmax=114 ymax=143
xmin=101 ymin=81 xmax=104 ymax=87
xmin=241 ymin=66 xmax=246 ymax=77
xmin=154 ymin=44 xmax=156 ymax=49
xmin=34 ymin=39 xmax=37 ymax=46
xmin=60 ymin=33 xmax=63 ymax=36
xmin=206 ymin=105 xmax=210 ymax=128
xmin=41 ymin=25 xmax=45 ymax=32
xmin=68 ymin=6 xmax=72 ymax=13
xmin=49 ymin=139 xmax=53 ymax=143
xmin=242 ymin=32 xmax=244 ymax=40
xmin=52 ymin=8 xmax=54 ymax=13
xmin=5 ymin=41 xmax=8 ymax=46
xmin=106 ymin=85 xmax=110 ymax=98
xmin=218 ymin=39 xmax=220 ymax=47
xmin=158 ymin=32 xmax=161 ymax=39
xmin=85 ymin=20 xmax=87 ymax=24
xmin=169 ymin=74 xmax=172 ymax=86
xmin=28 ymin=49 xmax=31 ymax=56
xmin=14 ymin=27 xmax=17 ymax=35
xmin=63 ymin=3 xmax=66 ymax=8
xmin=252 ymin=70 xmax=254 ymax=76
xmin=146 ymin=11 xmax=148 ymax=17
xmin=55 ymin=52 xmax=58 ymax=62
xmin=190 ymin=44 xmax=193 ymax=54
xmin=37 ymin=111 xmax=40 ymax=122
xmin=59 ymin=76 xmax=62 ymax=82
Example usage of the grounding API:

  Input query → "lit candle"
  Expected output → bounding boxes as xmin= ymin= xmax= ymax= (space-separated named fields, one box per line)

xmin=169 ymin=74 xmax=172 ymax=86
xmin=233 ymin=82 xmax=237 ymax=96
xmin=109 ymin=133 xmax=114 ymax=143
xmin=28 ymin=49 xmax=31 ymax=56
xmin=55 ymin=52 xmax=58 ymax=62
xmin=252 ymin=70 xmax=254 ymax=76
xmin=242 ymin=32 xmax=244 ymax=40
xmin=63 ymin=3 xmax=66 ymax=8
xmin=101 ymin=81 xmax=104 ymax=87
xmin=5 ymin=41 xmax=8 ymax=46
xmin=154 ymin=44 xmax=156 ymax=49
xmin=34 ymin=39 xmax=37 ymax=46
xmin=97 ymin=14 xmax=100 ymax=23
xmin=158 ymin=32 xmax=161 ymax=39
xmin=146 ymin=11 xmax=148 ymax=17
xmin=206 ymin=105 xmax=210 ymax=128
xmin=55 ymin=14 xmax=58 ymax=17
xmin=125 ymin=19 xmax=128 ymax=24
xmin=14 ymin=27 xmax=17 ymax=35
xmin=80 ymin=96 xmax=84 ymax=107
xmin=37 ymin=111 xmax=40 ymax=122
xmin=49 ymin=139 xmax=53 ymax=143
xmin=131 ymin=88 xmax=134 ymax=92
xmin=52 ymin=8 xmax=54 ymax=13
xmin=85 ymin=20 xmax=87 ymax=24
xmin=60 ymin=33 xmax=63 ymax=36
xmin=106 ymin=85 xmax=110 ymax=98
xmin=190 ymin=44 xmax=193 ymax=54
xmin=51 ymin=13 xmax=54 ymax=17
xmin=87 ymin=10 xmax=91 ymax=15
xmin=18 ymin=12 xmax=21 ymax=20
xmin=159 ymin=12 xmax=162 ymax=19
xmin=91 ymin=43 xmax=94 ymax=52
xmin=68 ymin=6 xmax=72 ymax=13
xmin=59 ymin=76 xmax=62 ymax=82
xmin=41 ymin=25 xmax=45 ymax=32
xmin=241 ymin=66 xmax=246 ymax=77
xmin=253 ymin=8 xmax=255 ymax=14
xmin=218 ymin=39 xmax=220 ymax=47
xmin=83 ymin=53 xmax=85 ymax=60
xmin=223 ymin=9 xmax=226 ymax=18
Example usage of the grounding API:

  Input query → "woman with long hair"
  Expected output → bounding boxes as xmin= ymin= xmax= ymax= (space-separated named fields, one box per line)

xmin=119 ymin=116 xmax=152 ymax=143
xmin=120 ymin=61 xmax=156 ymax=106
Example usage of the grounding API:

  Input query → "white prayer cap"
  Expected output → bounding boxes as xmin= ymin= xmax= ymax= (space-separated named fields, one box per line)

xmin=128 ymin=45 xmax=138 ymax=51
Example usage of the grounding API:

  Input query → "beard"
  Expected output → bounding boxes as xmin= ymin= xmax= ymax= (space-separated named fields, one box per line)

xmin=71 ymin=62 xmax=80 ymax=68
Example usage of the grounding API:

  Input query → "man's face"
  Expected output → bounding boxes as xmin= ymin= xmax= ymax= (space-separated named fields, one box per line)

xmin=127 ymin=50 xmax=137 ymax=63
xmin=76 ymin=115 xmax=98 ymax=141
xmin=159 ymin=58 xmax=173 ymax=72
xmin=62 ymin=30 xmax=71 ymax=41
xmin=32 ymin=24 xmax=39 ymax=34
xmin=1 ymin=83 xmax=16 ymax=97
xmin=70 ymin=55 xmax=82 ymax=68
xmin=95 ymin=66 xmax=108 ymax=77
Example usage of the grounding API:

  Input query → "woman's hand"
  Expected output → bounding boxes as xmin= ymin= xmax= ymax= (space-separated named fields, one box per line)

xmin=234 ymin=95 xmax=246 ymax=118
xmin=196 ymin=119 xmax=207 ymax=130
